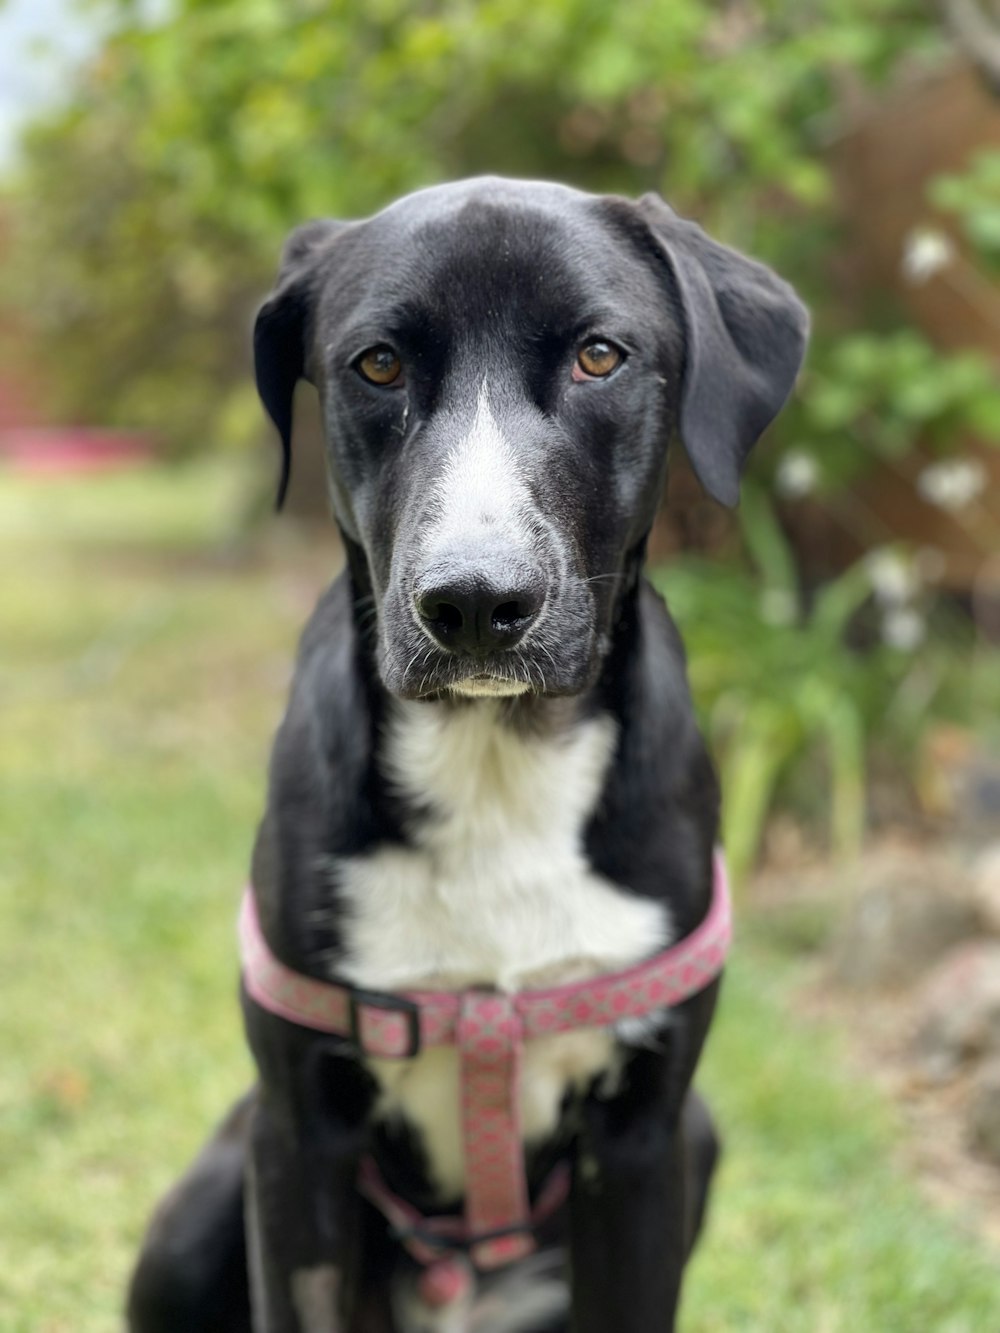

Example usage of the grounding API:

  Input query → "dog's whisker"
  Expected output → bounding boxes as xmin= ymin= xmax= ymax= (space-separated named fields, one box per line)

xmin=535 ymin=641 xmax=559 ymax=676
xmin=401 ymin=645 xmax=428 ymax=686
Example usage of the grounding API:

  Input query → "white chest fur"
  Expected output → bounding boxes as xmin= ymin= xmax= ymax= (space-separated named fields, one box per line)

xmin=331 ymin=700 xmax=670 ymax=1197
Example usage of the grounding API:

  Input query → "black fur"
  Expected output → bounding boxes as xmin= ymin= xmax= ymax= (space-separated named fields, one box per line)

xmin=127 ymin=177 xmax=807 ymax=1332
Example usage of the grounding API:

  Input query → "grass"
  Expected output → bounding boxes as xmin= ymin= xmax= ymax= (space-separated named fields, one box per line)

xmin=2 ymin=461 xmax=998 ymax=1332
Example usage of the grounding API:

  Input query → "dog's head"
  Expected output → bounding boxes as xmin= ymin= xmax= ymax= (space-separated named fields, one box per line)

xmin=254 ymin=178 xmax=807 ymax=699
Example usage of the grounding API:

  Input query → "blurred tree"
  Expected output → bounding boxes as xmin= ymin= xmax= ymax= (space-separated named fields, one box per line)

xmin=1 ymin=0 xmax=984 ymax=507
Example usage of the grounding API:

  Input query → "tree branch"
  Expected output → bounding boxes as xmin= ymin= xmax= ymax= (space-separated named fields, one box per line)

xmin=941 ymin=0 xmax=1000 ymax=94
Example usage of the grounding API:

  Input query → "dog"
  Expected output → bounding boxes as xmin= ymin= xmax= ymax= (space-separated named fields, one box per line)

xmin=127 ymin=176 xmax=807 ymax=1333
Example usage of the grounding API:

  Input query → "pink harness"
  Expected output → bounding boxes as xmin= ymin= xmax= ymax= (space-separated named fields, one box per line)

xmin=239 ymin=852 xmax=730 ymax=1298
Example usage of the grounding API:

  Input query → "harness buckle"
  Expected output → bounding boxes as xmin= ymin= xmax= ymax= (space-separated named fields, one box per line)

xmin=348 ymin=987 xmax=421 ymax=1059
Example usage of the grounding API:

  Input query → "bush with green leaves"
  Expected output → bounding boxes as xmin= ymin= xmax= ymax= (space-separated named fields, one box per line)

xmin=930 ymin=147 xmax=1000 ymax=269
xmin=0 ymin=0 xmax=967 ymax=468
xmin=659 ymin=484 xmax=1000 ymax=884
xmin=772 ymin=329 xmax=1000 ymax=500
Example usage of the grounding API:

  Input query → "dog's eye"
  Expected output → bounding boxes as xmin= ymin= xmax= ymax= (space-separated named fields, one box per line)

xmin=356 ymin=346 xmax=403 ymax=386
xmin=574 ymin=340 xmax=623 ymax=381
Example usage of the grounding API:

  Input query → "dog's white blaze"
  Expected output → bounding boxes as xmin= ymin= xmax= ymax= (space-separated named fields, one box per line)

xmin=333 ymin=700 xmax=671 ymax=1196
xmin=424 ymin=385 xmax=532 ymax=554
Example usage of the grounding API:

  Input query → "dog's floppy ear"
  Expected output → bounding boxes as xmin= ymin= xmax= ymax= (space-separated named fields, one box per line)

xmin=637 ymin=194 xmax=809 ymax=507
xmin=254 ymin=219 xmax=344 ymax=508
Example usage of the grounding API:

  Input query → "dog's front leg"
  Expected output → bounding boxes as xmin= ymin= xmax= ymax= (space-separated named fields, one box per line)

xmin=568 ymin=992 xmax=718 ymax=1333
xmin=245 ymin=1015 xmax=374 ymax=1333
xmin=569 ymin=1096 xmax=688 ymax=1331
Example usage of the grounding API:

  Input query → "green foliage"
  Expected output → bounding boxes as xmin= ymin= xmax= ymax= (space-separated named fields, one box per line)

xmin=658 ymin=566 xmax=871 ymax=884
xmin=780 ymin=330 xmax=1000 ymax=493
xmin=3 ymin=0 xmax=946 ymax=458
xmin=657 ymin=487 xmax=1000 ymax=885
xmin=930 ymin=148 xmax=1000 ymax=268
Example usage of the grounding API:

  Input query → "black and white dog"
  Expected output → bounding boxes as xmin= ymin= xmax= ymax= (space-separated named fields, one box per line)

xmin=128 ymin=177 xmax=807 ymax=1333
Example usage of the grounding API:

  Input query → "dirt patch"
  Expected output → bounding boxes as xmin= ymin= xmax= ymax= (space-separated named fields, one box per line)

xmin=751 ymin=835 xmax=1000 ymax=1251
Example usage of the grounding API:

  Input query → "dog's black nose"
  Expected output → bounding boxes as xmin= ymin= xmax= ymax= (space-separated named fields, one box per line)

xmin=415 ymin=569 xmax=544 ymax=652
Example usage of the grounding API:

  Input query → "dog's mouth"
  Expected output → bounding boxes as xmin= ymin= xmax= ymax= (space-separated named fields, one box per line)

xmin=387 ymin=649 xmax=548 ymax=702
xmin=448 ymin=674 xmax=534 ymax=699
xmin=388 ymin=645 xmax=591 ymax=701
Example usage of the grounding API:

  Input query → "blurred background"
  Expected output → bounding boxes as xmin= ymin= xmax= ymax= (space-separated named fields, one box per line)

xmin=2 ymin=2 xmax=999 ymax=1329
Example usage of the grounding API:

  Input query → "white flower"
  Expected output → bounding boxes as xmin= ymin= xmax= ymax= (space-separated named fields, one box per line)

xmin=917 ymin=458 xmax=987 ymax=512
xmin=881 ymin=607 xmax=926 ymax=652
xmin=866 ymin=548 xmax=920 ymax=606
xmin=901 ymin=228 xmax=955 ymax=285
xmin=775 ymin=451 xmax=819 ymax=499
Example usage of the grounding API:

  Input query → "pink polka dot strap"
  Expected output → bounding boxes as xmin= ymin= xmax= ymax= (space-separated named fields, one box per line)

xmin=240 ymin=850 xmax=731 ymax=1272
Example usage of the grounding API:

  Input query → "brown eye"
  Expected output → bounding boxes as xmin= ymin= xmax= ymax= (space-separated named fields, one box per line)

xmin=574 ymin=340 xmax=623 ymax=380
xmin=356 ymin=345 xmax=402 ymax=386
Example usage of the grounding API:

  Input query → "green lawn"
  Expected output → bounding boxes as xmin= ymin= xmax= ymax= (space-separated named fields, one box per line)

xmin=2 ymin=463 xmax=997 ymax=1332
